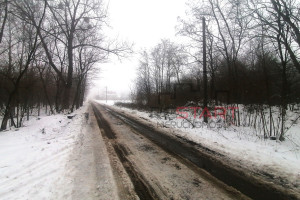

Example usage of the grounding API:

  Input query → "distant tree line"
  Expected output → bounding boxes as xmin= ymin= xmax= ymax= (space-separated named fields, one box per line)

xmin=0 ymin=0 xmax=130 ymax=130
xmin=132 ymin=0 xmax=300 ymax=140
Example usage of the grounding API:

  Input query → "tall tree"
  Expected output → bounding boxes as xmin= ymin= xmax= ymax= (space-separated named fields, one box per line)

xmin=248 ymin=0 xmax=300 ymax=74
xmin=0 ymin=0 xmax=46 ymax=130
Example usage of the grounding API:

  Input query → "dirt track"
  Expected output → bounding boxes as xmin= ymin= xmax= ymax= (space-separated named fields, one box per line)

xmin=92 ymin=102 xmax=300 ymax=200
xmin=92 ymin=103 xmax=251 ymax=200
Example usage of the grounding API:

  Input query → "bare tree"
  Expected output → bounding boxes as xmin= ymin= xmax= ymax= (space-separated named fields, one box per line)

xmin=19 ymin=0 xmax=131 ymax=110
xmin=135 ymin=51 xmax=152 ymax=104
xmin=0 ymin=0 xmax=8 ymax=43
xmin=0 ymin=0 xmax=46 ymax=130
xmin=134 ymin=40 xmax=188 ymax=106
xmin=248 ymin=0 xmax=300 ymax=74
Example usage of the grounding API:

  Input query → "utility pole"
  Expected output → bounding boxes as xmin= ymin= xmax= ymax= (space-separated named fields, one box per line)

xmin=106 ymin=86 xmax=107 ymax=103
xmin=203 ymin=17 xmax=208 ymax=123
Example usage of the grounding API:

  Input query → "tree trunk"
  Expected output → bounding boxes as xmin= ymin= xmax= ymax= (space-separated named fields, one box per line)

xmin=71 ymin=77 xmax=82 ymax=112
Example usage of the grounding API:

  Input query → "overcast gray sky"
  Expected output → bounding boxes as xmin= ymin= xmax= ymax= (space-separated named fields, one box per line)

xmin=90 ymin=0 xmax=188 ymax=98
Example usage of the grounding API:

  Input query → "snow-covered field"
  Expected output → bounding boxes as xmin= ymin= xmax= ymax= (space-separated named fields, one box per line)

xmin=108 ymin=102 xmax=300 ymax=190
xmin=0 ymin=105 xmax=87 ymax=199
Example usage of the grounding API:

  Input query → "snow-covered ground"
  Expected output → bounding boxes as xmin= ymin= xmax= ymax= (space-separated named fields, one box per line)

xmin=1 ymin=100 xmax=299 ymax=199
xmin=108 ymin=102 xmax=300 ymax=190
xmin=0 ymin=104 xmax=88 ymax=199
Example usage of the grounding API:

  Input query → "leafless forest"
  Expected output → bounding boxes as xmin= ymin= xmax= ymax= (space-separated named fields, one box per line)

xmin=132 ymin=0 xmax=300 ymax=141
xmin=1 ymin=0 xmax=300 ymax=141
xmin=0 ymin=0 xmax=130 ymax=130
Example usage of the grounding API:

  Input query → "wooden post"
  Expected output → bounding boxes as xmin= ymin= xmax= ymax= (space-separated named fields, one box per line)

xmin=203 ymin=17 xmax=208 ymax=123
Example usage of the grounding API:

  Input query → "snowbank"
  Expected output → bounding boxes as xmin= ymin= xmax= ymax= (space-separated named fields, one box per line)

xmin=0 ymin=105 xmax=87 ymax=200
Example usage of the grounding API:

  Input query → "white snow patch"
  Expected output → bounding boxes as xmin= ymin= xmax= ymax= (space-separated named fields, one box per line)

xmin=0 ymin=105 xmax=87 ymax=200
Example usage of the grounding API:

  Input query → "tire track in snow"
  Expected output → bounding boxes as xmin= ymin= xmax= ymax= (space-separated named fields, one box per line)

xmin=92 ymin=104 xmax=160 ymax=200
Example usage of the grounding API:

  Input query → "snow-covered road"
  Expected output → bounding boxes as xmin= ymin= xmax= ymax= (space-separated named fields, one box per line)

xmin=1 ymin=102 xmax=299 ymax=199
xmin=93 ymin=102 xmax=300 ymax=200
xmin=92 ymin=103 xmax=249 ymax=199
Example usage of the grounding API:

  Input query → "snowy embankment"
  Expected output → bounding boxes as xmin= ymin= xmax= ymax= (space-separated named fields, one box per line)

xmin=0 ymin=105 xmax=87 ymax=199
xmin=102 ymin=101 xmax=300 ymax=190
